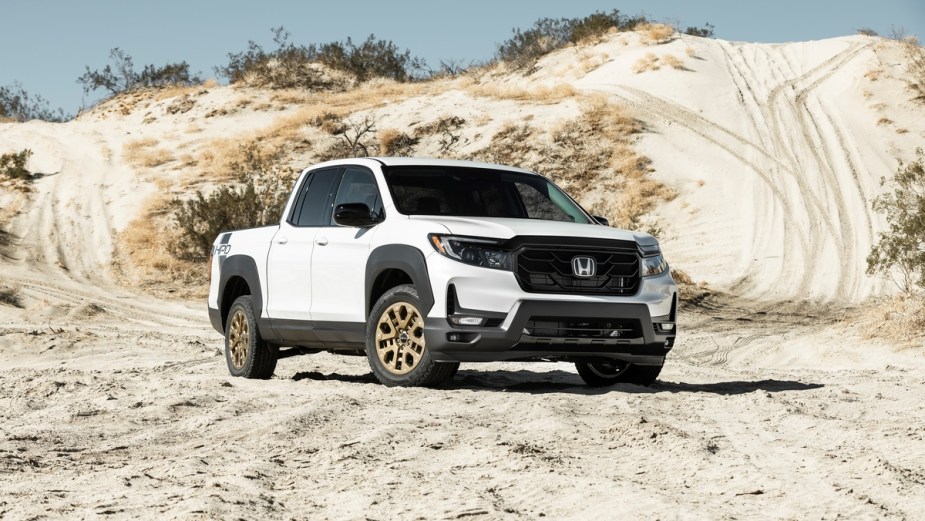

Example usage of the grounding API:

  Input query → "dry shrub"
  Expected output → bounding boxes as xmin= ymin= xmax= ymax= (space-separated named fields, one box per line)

xmin=171 ymin=142 xmax=294 ymax=262
xmin=468 ymin=83 xmax=577 ymax=103
xmin=660 ymin=54 xmax=687 ymax=70
xmin=414 ymin=115 xmax=466 ymax=155
xmin=900 ymin=37 xmax=925 ymax=103
xmin=152 ymin=84 xmax=208 ymax=102
xmin=638 ymin=23 xmax=675 ymax=44
xmin=197 ymin=136 xmax=288 ymax=181
xmin=633 ymin=53 xmax=661 ymax=73
xmin=123 ymin=138 xmax=172 ymax=168
xmin=474 ymin=123 xmax=537 ymax=165
xmin=316 ymin=79 xmax=428 ymax=112
xmin=0 ymin=149 xmax=32 ymax=180
xmin=0 ymin=283 xmax=23 ymax=308
xmin=671 ymin=268 xmax=710 ymax=302
xmin=858 ymin=293 xmax=925 ymax=348
xmin=165 ymin=93 xmax=196 ymax=114
xmin=112 ymin=195 xmax=207 ymax=298
xmin=877 ymin=117 xmax=893 ymax=125
xmin=865 ymin=68 xmax=882 ymax=81
xmin=378 ymin=128 xmax=418 ymax=156
xmin=685 ymin=46 xmax=696 ymax=57
xmin=317 ymin=115 xmax=378 ymax=161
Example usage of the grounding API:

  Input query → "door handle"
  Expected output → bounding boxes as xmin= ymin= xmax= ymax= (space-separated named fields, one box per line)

xmin=315 ymin=237 xmax=328 ymax=246
xmin=277 ymin=236 xmax=288 ymax=245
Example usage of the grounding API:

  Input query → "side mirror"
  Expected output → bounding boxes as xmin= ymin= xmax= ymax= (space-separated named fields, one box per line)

xmin=593 ymin=215 xmax=610 ymax=226
xmin=334 ymin=203 xmax=380 ymax=228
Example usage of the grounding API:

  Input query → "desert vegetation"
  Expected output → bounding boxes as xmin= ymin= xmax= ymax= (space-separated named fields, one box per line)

xmin=633 ymin=53 xmax=688 ymax=73
xmin=0 ymin=83 xmax=68 ymax=122
xmin=123 ymin=138 xmax=172 ymax=168
xmin=171 ymin=142 xmax=293 ymax=261
xmin=496 ymin=10 xmax=649 ymax=70
xmin=0 ymin=149 xmax=33 ymax=181
xmin=867 ymin=147 xmax=925 ymax=292
xmin=78 ymin=48 xmax=201 ymax=97
xmin=901 ymin=38 xmax=925 ymax=103
xmin=218 ymin=27 xmax=424 ymax=90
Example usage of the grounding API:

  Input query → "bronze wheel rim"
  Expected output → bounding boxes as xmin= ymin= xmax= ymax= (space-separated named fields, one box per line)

xmin=228 ymin=310 xmax=249 ymax=369
xmin=375 ymin=301 xmax=425 ymax=375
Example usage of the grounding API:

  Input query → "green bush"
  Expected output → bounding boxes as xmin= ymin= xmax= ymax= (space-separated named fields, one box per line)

xmin=218 ymin=27 xmax=327 ymax=90
xmin=170 ymin=144 xmax=291 ymax=261
xmin=0 ymin=149 xmax=32 ymax=180
xmin=218 ymin=27 xmax=424 ymax=89
xmin=684 ymin=23 xmax=715 ymax=38
xmin=497 ymin=10 xmax=647 ymax=70
xmin=867 ymin=147 xmax=925 ymax=291
xmin=0 ymin=83 xmax=68 ymax=122
xmin=78 ymin=48 xmax=201 ymax=97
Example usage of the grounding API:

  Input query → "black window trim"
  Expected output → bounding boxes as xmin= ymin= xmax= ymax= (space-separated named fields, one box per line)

xmin=287 ymin=167 xmax=344 ymax=228
xmin=331 ymin=164 xmax=386 ymax=226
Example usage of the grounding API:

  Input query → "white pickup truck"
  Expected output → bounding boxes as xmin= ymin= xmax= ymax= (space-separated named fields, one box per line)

xmin=207 ymin=158 xmax=678 ymax=387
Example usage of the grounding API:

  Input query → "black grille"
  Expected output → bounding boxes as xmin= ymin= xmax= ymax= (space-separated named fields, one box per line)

xmin=514 ymin=247 xmax=640 ymax=295
xmin=525 ymin=317 xmax=642 ymax=339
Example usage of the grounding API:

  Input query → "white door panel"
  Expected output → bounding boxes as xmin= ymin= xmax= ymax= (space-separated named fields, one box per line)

xmin=266 ymin=222 xmax=316 ymax=320
xmin=311 ymin=226 xmax=378 ymax=323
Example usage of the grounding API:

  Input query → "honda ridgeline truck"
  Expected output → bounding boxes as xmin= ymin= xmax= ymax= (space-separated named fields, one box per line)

xmin=207 ymin=158 xmax=678 ymax=387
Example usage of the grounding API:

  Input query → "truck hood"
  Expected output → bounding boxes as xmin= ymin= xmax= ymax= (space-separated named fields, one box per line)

xmin=408 ymin=216 xmax=656 ymax=245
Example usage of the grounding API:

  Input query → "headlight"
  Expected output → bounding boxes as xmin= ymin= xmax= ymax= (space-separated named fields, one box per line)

xmin=429 ymin=234 xmax=512 ymax=270
xmin=641 ymin=253 xmax=668 ymax=277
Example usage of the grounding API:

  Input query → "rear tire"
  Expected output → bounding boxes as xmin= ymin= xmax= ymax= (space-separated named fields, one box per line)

xmin=366 ymin=284 xmax=458 ymax=387
xmin=575 ymin=360 xmax=662 ymax=387
xmin=225 ymin=296 xmax=277 ymax=379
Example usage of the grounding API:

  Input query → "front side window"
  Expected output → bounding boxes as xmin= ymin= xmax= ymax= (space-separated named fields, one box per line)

xmin=383 ymin=166 xmax=591 ymax=224
xmin=332 ymin=167 xmax=384 ymax=219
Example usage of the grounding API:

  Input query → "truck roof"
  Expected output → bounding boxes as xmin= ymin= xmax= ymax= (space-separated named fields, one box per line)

xmin=308 ymin=157 xmax=540 ymax=176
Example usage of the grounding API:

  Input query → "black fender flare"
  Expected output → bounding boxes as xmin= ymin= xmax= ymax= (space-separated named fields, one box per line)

xmin=217 ymin=254 xmax=264 ymax=328
xmin=365 ymin=245 xmax=434 ymax=318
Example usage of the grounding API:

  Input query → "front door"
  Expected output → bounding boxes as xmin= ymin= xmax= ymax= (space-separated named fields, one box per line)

xmin=311 ymin=166 xmax=384 ymax=335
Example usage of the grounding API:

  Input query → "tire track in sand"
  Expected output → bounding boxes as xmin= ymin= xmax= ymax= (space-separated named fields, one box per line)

xmin=588 ymin=39 xmax=873 ymax=302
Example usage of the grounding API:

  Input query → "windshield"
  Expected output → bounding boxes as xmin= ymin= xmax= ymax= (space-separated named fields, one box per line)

xmin=383 ymin=166 xmax=592 ymax=224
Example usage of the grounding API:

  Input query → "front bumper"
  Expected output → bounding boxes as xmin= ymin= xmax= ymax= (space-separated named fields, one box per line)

xmin=424 ymin=299 xmax=675 ymax=365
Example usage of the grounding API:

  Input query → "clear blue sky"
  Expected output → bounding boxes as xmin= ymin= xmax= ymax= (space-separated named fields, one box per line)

xmin=2 ymin=0 xmax=923 ymax=114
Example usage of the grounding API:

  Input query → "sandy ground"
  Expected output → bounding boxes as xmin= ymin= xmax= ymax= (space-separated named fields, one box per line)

xmin=2 ymin=32 xmax=925 ymax=519
xmin=1 ymin=274 xmax=924 ymax=520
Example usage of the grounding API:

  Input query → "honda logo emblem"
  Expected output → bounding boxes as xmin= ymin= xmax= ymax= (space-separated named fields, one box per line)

xmin=572 ymin=256 xmax=596 ymax=278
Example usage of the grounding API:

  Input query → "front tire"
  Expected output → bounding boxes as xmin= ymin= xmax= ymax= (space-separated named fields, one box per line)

xmin=225 ymin=296 xmax=278 ymax=379
xmin=366 ymin=284 xmax=458 ymax=387
xmin=575 ymin=360 xmax=662 ymax=387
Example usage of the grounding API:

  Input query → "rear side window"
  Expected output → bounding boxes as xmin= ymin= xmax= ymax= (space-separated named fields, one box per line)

xmin=289 ymin=168 xmax=340 ymax=227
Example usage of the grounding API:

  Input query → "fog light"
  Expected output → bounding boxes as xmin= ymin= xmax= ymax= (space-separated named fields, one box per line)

xmin=655 ymin=323 xmax=675 ymax=332
xmin=448 ymin=316 xmax=486 ymax=326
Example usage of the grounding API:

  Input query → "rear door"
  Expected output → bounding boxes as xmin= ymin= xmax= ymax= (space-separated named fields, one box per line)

xmin=265 ymin=168 xmax=341 ymax=340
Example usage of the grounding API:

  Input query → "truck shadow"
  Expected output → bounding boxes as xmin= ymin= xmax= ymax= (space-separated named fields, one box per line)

xmin=291 ymin=369 xmax=823 ymax=395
